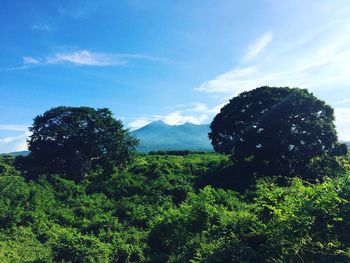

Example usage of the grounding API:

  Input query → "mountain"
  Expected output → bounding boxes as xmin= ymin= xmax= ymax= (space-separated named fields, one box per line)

xmin=0 ymin=150 xmax=30 ymax=157
xmin=131 ymin=121 xmax=213 ymax=152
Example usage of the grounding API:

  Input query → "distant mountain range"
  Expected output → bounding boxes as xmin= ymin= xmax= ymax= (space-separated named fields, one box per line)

xmin=131 ymin=121 xmax=213 ymax=152
xmin=0 ymin=150 xmax=30 ymax=157
xmin=4 ymin=123 xmax=347 ymax=155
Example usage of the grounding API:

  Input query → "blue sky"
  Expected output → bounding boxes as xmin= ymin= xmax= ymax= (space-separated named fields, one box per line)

xmin=1 ymin=0 xmax=350 ymax=153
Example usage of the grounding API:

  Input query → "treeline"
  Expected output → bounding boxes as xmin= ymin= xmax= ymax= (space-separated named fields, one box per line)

xmin=148 ymin=150 xmax=212 ymax=156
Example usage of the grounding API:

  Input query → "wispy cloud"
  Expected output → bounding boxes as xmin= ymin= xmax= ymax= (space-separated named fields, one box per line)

xmin=196 ymin=16 xmax=350 ymax=96
xmin=0 ymin=65 xmax=31 ymax=72
xmin=0 ymin=125 xmax=30 ymax=153
xmin=23 ymin=50 xmax=125 ymax=66
xmin=31 ymin=24 xmax=50 ymax=31
xmin=0 ymin=134 xmax=25 ymax=143
xmin=0 ymin=124 xmax=29 ymax=132
xmin=242 ymin=32 xmax=273 ymax=63
xmin=46 ymin=50 xmax=125 ymax=66
xmin=180 ymin=102 xmax=226 ymax=115
xmin=205 ymin=103 xmax=227 ymax=114
xmin=334 ymin=98 xmax=350 ymax=105
xmin=23 ymin=57 xmax=40 ymax=65
xmin=196 ymin=66 xmax=259 ymax=95
xmin=128 ymin=118 xmax=154 ymax=130
xmin=196 ymin=42 xmax=350 ymax=96
xmin=194 ymin=9 xmax=350 ymax=140
xmin=187 ymin=103 xmax=209 ymax=113
xmin=0 ymin=131 xmax=30 ymax=153
xmin=15 ymin=50 xmax=170 ymax=69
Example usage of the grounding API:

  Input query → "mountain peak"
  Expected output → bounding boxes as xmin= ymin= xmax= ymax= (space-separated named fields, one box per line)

xmin=182 ymin=122 xmax=197 ymax=126
xmin=147 ymin=120 xmax=168 ymax=126
xmin=131 ymin=121 xmax=213 ymax=152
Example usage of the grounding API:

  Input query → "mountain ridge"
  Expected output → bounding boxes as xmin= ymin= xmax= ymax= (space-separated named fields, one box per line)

xmin=131 ymin=121 xmax=213 ymax=152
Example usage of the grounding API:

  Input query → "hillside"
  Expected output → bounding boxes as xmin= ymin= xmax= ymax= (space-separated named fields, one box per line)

xmin=131 ymin=120 xmax=213 ymax=152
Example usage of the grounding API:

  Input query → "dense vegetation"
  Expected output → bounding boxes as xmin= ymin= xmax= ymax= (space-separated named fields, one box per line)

xmin=210 ymin=86 xmax=347 ymax=181
xmin=1 ymin=87 xmax=349 ymax=262
xmin=16 ymin=106 xmax=138 ymax=182
xmin=1 ymin=152 xmax=350 ymax=262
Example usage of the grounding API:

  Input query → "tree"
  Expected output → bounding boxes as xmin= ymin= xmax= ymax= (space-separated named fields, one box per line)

xmin=19 ymin=106 xmax=138 ymax=181
xmin=209 ymin=86 xmax=347 ymax=181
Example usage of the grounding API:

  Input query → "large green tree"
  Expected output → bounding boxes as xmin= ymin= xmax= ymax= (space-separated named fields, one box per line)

xmin=19 ymin=106 xmax=138 ymax=181
xmin=209 ymin=86 xmax=347 ymax=181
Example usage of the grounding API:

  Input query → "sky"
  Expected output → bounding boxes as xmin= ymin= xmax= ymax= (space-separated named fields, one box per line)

xmin=1 ymin=0 xmax=350 ymax=153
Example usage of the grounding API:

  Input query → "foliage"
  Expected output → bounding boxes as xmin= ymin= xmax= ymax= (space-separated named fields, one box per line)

xmin=1 ymin=152 xmax=350 ymax=262
xmin=17 ymin=106 xmax=138 ymax=181
xmin=0 ymin=227 xmax=52 ymax=262
xmin=148 ymin=186 xmax=263 ymax=262
xmin=0 ymin=155 xmax=20 ymax=177
xmin=209 ymin=86 xmax=347 ymax=181
xmin=0 ymin=176 xmax=30 ymax=228
xmin=251 ymin=176 xmax=350 ymax=262
xmin=149 ymin=174 xmax=350 ymax=262
xmin=2 ymin=91 xmax=350 ymax=262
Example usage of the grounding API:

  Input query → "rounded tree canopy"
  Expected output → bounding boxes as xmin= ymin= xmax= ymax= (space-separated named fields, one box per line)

xmin=209 ymin=86 xmax=347 ymax=179
xmin=24 ymin=106 xmax=138 ymax=181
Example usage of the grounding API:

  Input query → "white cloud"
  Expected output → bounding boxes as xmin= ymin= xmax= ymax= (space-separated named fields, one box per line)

xmin=0 ymin=124 xmax=29 ymax=131
xmin=334 ymin=98 xmax=350 ymax=105
xmin=195 ymin=10 xmax=350 ymax=140
xmin=242 ymin=32 xmax=273 ymax=63
xmin=0 ymin=131 xmax=29 ymax=153
xmin=196 ymin=67 xmax=259 ymax=95
xmin=21 ymin=50 xmax=124 ymax=67
xmin=129 ymin=118 xmax=153 ymax=130
xmin=163 ymin=111 xmax=208 ymax=125
xmin=196 ymin=17 xmax=350 ymax=96
xmin=0 ymin=125 xmax=30 ymax=153
xmin=23 ymin=57 xmax=40 ymax=65
xmin=184 ymin=102 xmax=227 ymax=115
xmin=196 ymin=44 xmax=350 ymax=95
xmin=19 ymin=50 xmax=169 ymax=68
xmin=0 ymin=134 xmax=24 ymax=143
xmin=334 ymin=108 xmax=350 ymax=141
xmin=14 ymin=140 xmax=28 ymax=152
xmin=46 ymin=50 xmax=125 ymax=66
xmin=185 ymin=103 xmax=208 ymax=112
xmin=127 ymin=107 xmax=212 ymax=130
xmin=206 ymin=103 xmax=227 ymax=114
